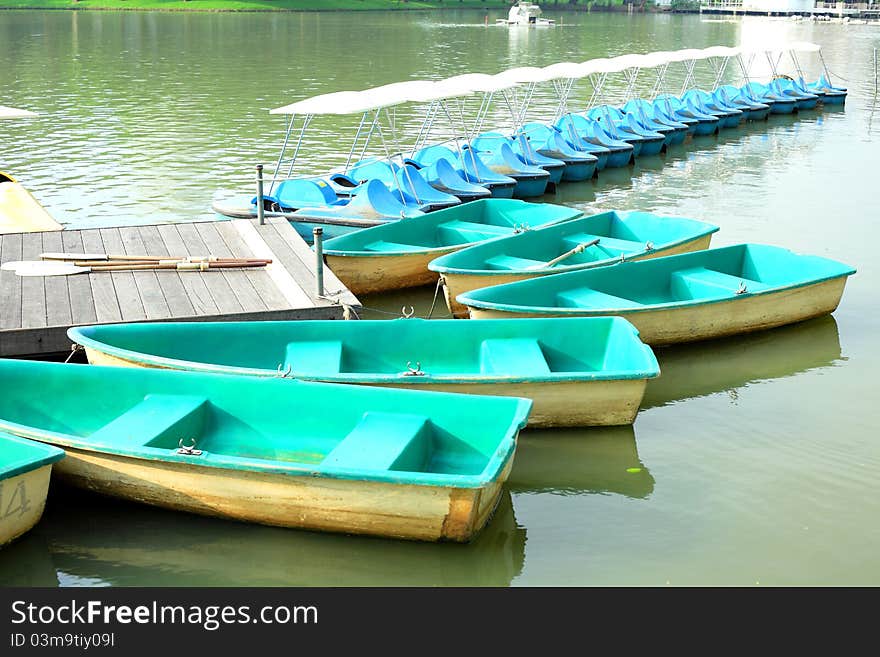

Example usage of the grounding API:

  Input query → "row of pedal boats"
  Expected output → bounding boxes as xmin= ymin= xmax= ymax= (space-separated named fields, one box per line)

xmin=0 ymin=199 xmax=855 ymax=545
xmin=225 ymin=77 xmax=848 ymax=241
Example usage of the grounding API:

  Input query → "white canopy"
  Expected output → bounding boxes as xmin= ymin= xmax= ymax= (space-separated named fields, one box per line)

xmin=439 ymin=73 xmax=519 ymax=95
xmin=495 ymin=66 xmax=558 ymax=84
xmin=700 ymin=46 xmax=741 ymax=58
xmin=270 ymin=80 xmax=472 ymax=116
xmin=270 ymin=90 xmax=378 ymax=116
xmin=270 ymin=41 xmax=823 ymax=115
xmin=541 ymin=61 xmax=594 ymax=81
xmin=601 ymin=53 xmax=656 ymax=73
xmin=665 ymin=48 xmax=708 ymax=63
xmin=0 ymin=105 xmax=38 ymax=120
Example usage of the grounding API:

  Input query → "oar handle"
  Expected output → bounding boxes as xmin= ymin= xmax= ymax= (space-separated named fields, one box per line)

xmin=544 ymin=238 xmax=601 ymax=268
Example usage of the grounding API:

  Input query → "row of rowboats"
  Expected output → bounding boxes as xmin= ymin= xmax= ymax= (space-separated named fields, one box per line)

xmin=0 ymin=42 xmax=856 ymax=547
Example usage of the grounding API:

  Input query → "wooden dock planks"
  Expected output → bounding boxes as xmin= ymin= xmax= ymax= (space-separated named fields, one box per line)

xmin=0 ymin=219 xmax=360 ymax=358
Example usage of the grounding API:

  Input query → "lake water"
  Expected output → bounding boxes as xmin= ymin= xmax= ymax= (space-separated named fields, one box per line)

xmin=1 ymin=9 xmax=879 ymax=586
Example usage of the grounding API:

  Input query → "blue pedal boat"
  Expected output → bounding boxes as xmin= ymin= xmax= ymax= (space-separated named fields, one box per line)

xmin=285 ymin=179 xmax=426 ymax=241
xmin=411 ymin=158 xmax=492 ymax=204
xmin=808 ymin=75 xmax=846 ymax=104
xmin=621 ymin=99 xmax=688 ymax=148
xmin=341 ymin=158 xmax=462 ymax=212
xmin=472 ymin=133 xmax=565 ymax=187
xmin=771 ymin=78 xmax=820 ymax=110
xmin=714 ymin=85 xmax=772 ymax=121
xmin=742 ymin=82 xmax=797 ymax=114
xmin=412 ymin=145 xmax=517 ymax=199
xmin=522 ymin=122 xmax=605 ymax=174
xmin=654 ymin=95 xmax=719 ymax=136
xmin=681 ymin=89 xmax=743 ymax=129
xmin=587 ymin=106 xmax=665 ymax=157
xmin=465 ymin=141 xmax=551 ymax=198
xmin=555 ymin=114 xmax=633 ymax=168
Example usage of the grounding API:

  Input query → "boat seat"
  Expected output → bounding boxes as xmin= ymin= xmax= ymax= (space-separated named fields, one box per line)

xmin=323 ymin=412 xmax=433 ymax=472
xmin=556 ymin=286 xmax=644 ymax=310
xmin=436 ymin=220 xmax=513 ymax=244
xmin=480 ymin=338 xmax=551 ymax=375
xmin=363 ymin=240 xmax=428 ymax=254
xmin=90 ymin=395 xmax=209 ymax=447
xmin=283 ymin=341 xmax=343 ymax=375
xmin=563 ymin=232 xmax=643 ymax=254
xmin=484 ymin=254 xmax=548 ymax=271
xmin=670 ymin=267 xmax=769 ymax=301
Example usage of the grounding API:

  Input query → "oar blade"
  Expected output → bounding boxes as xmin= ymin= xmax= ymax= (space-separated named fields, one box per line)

xmin=13 ymin=261 xmax=90 ymax=277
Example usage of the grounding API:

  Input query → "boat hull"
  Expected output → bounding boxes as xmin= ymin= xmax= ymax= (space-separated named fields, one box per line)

xmin=634 ymin=136 xmax=665 ymax=157
xmin=746 ymin=107 xmax=772 ymax=121
xmin=46 ymin=445 xmax=513 ymax=543
xmin=821 ymin=91 xmax=846 ymax=105
xmin=559 ymin=160 xmax=597 ymax=182
xmin=770 ymin=100 xmax=797 ymax=115
xmin=0 ymin=177 xmax=62 ymax=235
xmin=325 ymin=246 xmax=460 ymax=296
xmin=82 ymin=345 xmax=649 ymax=428
xmin=510 ymin=176 xmax=549 ymax=199
xmin=467 ymin=277 xmax=849 ymax=346
xmin=364 ymin=379 xmax=648 ymax=428
xmin=692 ymin=119 xmax=719 ymax=136
xmin=795 ymin=97 xmax=819 ymax=111
xmin=442 ymin=233 xmax=714 ymax=318
xmin=0 ymin=464 xmax=53 ymax=546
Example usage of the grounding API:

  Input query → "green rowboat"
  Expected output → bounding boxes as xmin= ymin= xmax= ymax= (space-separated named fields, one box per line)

xmin=457 ymin=244 xmax=856 ymax=345
xmin=69 ymin=317 xmax=659 ymax=428
xmin=0 ymin=359 xmax=531 ymax=542
xmin=0 ymin=432 xmax=64 ymax=546
xmin=320 ymin=198 xmax=581 ymax=295
xmin=428 ymin=210 xmax=719 ymax=317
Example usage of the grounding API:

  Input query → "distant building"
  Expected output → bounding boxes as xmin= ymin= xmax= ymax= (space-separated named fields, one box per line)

xmin=697 ymin=0 xmax=816 ymax=10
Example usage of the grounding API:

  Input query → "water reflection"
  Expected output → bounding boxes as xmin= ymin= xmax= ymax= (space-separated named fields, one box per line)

xmin=509 ymin=425 xmax=654 ymax=499
xmin=0 ymin=486 xmax=524 ymax=587
xmin=643 ymin=314 xmax=843 ymax=409
xmin=0 ymin=533 xmax=60 ymax=586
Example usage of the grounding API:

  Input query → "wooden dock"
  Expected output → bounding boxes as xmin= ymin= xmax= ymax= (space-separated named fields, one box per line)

xmin=0 ymin=217 xmax=360 ymax=358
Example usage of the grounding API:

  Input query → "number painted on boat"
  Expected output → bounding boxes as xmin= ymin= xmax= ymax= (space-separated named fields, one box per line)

xmin=0 ymin=480 xmax=32 ymax=519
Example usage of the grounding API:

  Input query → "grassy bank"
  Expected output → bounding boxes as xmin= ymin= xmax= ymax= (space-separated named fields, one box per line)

xmin=0 ymin=0 xmax=629 ymax=13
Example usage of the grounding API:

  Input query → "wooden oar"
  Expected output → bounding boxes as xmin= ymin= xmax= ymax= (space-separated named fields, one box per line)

xmin=11 ymin=260 xmax=270 ymax=277
xmin=41 ymin=252 xmax=272 ymax=264
xmin=533 ymin=238 xmax=601 ymax=269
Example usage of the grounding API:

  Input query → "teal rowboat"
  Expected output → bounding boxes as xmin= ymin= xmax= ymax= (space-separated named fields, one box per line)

xmin=428 ymin=210 xmax=719 ymax=317
xmin=320 ymin=199 xmax=581 ymax=295
xmin=69 ymin=317 xmax=658 ymax=428
xmin=0 ymin=433 xmax=64 ymax=546
xmin=458 ymin=244 xmax=856 ymax=346
xmin=0 ymin=359 xmax=531 ymax=542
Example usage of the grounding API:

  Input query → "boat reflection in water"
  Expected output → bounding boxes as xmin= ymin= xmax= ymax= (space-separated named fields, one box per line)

xmin=509 ymin=425 xmax=654 ymax=499
xmin=3 ymin=486 xmax=525 ymax=587
xmin=642 ymin=314 xmax=843 ymax=409
xmin=0 ymin=533 xmax=60 ymax=586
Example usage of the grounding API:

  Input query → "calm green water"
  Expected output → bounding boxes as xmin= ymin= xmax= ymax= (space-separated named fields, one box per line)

xmin=1 ymin=9 xmax=879 ymax=586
